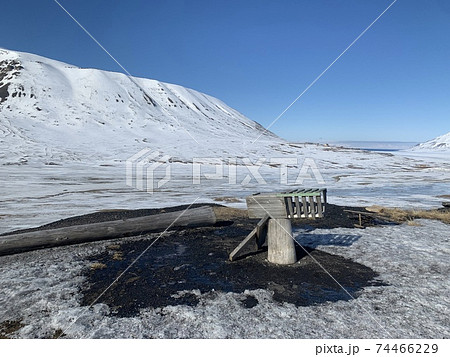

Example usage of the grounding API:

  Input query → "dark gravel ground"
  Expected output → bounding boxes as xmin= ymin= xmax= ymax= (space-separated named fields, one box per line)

xmin=71 ymin=203 xmax=389 ymax=317
xmin=1 ymin=203 xmax=391 ymax=318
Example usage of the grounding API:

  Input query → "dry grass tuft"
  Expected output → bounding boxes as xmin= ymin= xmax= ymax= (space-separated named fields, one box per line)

xmin=406 ymin=219 xmax=422 ymax=227
xmin=90 ymin=262 xmax=107 ymax=270
xmin=107 ymin=244 xmax=121 ymax=250
xmin=366 ymin=205 xmax=450 ymax=224
xmin=213 ymin=196 xmax=242 ymax=203
xmin=0 ymin=320 xmax=24 ymax=339
xmin=213 ymin=206 xmax=247 ymax=220
xmin=411 ymin=210 xmax=450 ymax=224
xmin=112 ymin=252 xmax=124 ymax=261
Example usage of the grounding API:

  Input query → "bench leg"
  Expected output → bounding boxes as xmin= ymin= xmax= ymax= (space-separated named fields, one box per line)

xmin=267 ymin=218 xmax=297 ymax=265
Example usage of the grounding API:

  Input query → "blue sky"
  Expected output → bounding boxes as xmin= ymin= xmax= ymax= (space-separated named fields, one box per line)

xmin=2 ymin=0 xmax=449 ymax=142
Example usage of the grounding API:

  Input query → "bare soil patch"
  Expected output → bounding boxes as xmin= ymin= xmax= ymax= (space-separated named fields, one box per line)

xmin=0 ymin=320 xmax=24 ymax=339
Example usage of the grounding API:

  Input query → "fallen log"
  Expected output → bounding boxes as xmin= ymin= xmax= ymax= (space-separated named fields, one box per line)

xmin=0 ymin=206 xmax=216 ymax=256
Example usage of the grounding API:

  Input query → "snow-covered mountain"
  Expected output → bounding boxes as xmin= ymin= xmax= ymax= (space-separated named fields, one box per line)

xmin=0 ymin=48 xmax=284 ymax=165
xmin=410 ymin=132 xmax=450 ymax=151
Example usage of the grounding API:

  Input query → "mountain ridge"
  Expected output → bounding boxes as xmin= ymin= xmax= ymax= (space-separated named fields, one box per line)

xmin=410 ymin=132 xmax=450 ymax=151
xmin=0 ymin=48 xmax=283 ymax=165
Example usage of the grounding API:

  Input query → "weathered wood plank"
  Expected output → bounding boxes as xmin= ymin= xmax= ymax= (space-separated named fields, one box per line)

xmin=294 ymin=196 xmax=301 ymax=218
xmin=256 ymin=214 xmax=269 ymax=248
xmin=300 ymin=196 xmax=307 ymax=218
xmin=343 ymin=209 xmax=376 ymax=216
xmin=317 ymin=196 xmax=323 ymax=218
xmin=229 ymin=227 xmax=257 ymax=261
xmin=246 ymin=195 xmax=287 ymax=219
xmin=277 ymin=192 xmax=321 ymax=197
xmin=229 ymin=215 xmax=269 ymax=261
xmin=309 ymin=196 xmax=316 ymax=220
xmin=286 ymin=197 xmax=294 ymax=218
xmin=0 ymin=206 xmax=217 ymax=256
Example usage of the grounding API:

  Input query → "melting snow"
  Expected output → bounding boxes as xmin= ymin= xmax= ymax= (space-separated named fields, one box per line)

xmin=0 ymin=220 xmax=448 ymax=338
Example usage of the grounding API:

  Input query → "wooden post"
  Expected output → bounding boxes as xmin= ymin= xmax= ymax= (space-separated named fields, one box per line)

xmin=267 ymin=218 xmax=297 ymax=265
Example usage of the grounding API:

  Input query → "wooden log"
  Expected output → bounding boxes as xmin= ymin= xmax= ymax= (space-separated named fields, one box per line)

xmin=267 ymin=218 xmax=297 ymax=265
xmin=0 ymin=206 xmax=217 ymax=256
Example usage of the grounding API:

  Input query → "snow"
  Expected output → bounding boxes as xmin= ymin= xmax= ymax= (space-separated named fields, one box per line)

xmin=0 ymin=220 xmax=448 ymax=338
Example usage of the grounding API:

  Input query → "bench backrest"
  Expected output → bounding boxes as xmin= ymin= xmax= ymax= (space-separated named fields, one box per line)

xmin=247 ymin=188 xmax=327 ymax=219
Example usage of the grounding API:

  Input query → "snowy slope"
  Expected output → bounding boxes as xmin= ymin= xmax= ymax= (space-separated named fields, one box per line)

xmin=0 ymin=48 xmax=280 ymax=165
xmin=409 ymin=132 xmax=450 ymax=151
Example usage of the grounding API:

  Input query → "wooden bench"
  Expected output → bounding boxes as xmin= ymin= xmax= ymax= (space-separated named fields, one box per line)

xmin=246 ymin=188 xmax=327 ymax=220
xmin=229 ymin=188 xmax=327 ymax=264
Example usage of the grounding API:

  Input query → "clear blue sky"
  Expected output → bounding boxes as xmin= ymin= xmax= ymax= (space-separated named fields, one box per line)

xmin=2 ymin=0 xmax=449 ymax=142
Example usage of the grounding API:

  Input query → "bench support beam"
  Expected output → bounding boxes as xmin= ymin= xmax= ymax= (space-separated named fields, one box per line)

xmin=229 ymin=215 xmax=269 ymax=261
